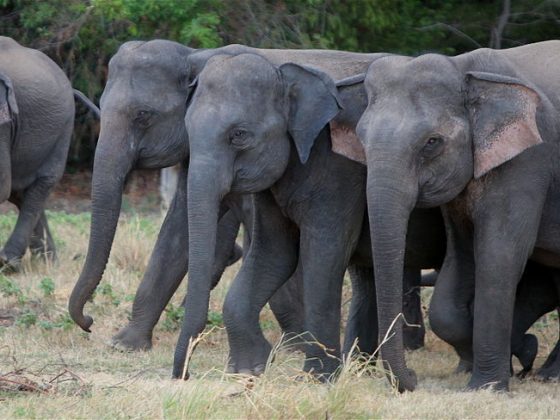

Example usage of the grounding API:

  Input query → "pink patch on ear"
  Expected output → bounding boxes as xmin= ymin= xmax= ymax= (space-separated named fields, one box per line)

xmin=471 ymin=84 xmax=542 ymax=178
xmin=0 ymin=103 xmax=10 ymax=125
xmin=330 ymin=120 xmax=365 ymax=164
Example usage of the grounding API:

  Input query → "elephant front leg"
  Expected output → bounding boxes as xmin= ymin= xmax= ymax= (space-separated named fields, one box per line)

xmin=299 ymin=220 xmax=362 ymax=381
xmin=1 ymin=177 xmax=55 ymax=268
xmin=223 ymin=191 xmax=299 ymax=376
xmin=112 ymin=171 xmax=241 ymax=352
xmin=468 ymin=209 xmax=543 ymax=390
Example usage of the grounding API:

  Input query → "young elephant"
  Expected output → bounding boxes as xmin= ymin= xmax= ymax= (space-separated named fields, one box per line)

xmin=68 ymin=40 xmax=360 ymax=351
xmin=336 ymin=41 xmax=560 ymax=391
xmin=173 ymin=51 xmax=448 ymax=380
xmin=0 ymin=36 xmax=98 ymax=268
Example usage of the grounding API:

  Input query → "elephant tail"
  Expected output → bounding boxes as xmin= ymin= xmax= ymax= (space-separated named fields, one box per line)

xmin=73 ymin=89 xmax=100 ymax=119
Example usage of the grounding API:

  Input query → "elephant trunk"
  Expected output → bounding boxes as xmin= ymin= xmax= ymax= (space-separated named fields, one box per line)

xmin=172 ymin=159 xmax=230 ymax=378
xmin=68 ymin=129 xmax=133 ymax=331
xmin=368 ymin=161 xmax=418 ymax=392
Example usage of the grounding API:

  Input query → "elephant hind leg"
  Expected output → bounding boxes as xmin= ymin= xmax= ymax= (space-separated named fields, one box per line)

xmin=537 ymin=308 xmax=560 ymax=381
xmin=29 ymin=210 xmax=56 ymax=262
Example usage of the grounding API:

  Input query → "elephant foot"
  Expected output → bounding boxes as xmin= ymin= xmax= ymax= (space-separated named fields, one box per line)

xmin=303 ymin=354 xmax=341 ymax=383
xmin=110 ymin=325 xmax=153 ymax=351
xmin=466 ymin=374 xmax=509 ymax=392
xmin=455 ymin=358 xmax=473 ymax=374
xmin=535 ymin=338 xmax=560 ymax=381
xmin=537 ymin=366 xmax=560 ymax=382
xmin=0 ymin=249 xmax=22 ymax=272
xmin=226 ymin=338 xmax=271 ymax=376
xmin=515 ymin=334 xmax=538 ymax=378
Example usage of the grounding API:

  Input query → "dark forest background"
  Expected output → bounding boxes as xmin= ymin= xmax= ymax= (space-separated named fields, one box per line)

xmin=1 ymin=0 xmax=559 ymax=169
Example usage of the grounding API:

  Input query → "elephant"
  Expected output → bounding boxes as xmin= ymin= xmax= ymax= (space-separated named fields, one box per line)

xmin=0 ymin=36 xmax=99 ymax=268
xmin=68 ymin=40 xmax=249 ymax=351
xmin=67 ymin=40 xmax=334 ymax=351
xmin=67 ymin=39 xmax=426 ymax=354
xmin=334 ymin=40 xmax=560 ymax=391
xmin=173 ymin=50 xmax=449 ymax=380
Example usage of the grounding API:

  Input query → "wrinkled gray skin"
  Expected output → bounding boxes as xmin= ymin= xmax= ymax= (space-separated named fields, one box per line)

xmin=174 ymin=49 xmax=448 ymax=380
xmin=68 ymin=40 xmax=242 ymax=346
xmin=0 ymin=37 xmax=98 ymax=268
xmin=352 ymin=41 xmax=560 ymax=391
xmin=68 ymin=40 xmax=314 ymax=350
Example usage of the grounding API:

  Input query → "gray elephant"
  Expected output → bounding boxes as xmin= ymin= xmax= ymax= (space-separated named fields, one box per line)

xmin=335 ymin=41 xmax=560 ymax=391
xmin=67 ymin=40 xmax=327 ymax=351
xmin=67 ymin=40 xmax=427 ymax=354
xmin=172 ymin=50 xmax=449 ymax=380
xmin=0 ymin=36 xmax=99 ymax=268
xmin=68 ymin=40 xmax=247 ymax=350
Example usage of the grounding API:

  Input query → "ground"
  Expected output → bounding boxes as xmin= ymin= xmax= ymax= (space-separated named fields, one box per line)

xmin=0 ymin=173 xmax=559 ymax=418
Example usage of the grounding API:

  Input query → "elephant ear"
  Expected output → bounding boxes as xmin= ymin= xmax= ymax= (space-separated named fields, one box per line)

xmin=466 ymin=71 xmax=542 ymax=179
xmin=0 ymin=72 xmax=18 ymax=137
xmin=280 ymin=63 xmax=342 ymax=164
xmin=330 ymin=73 xmax=367 ymax=165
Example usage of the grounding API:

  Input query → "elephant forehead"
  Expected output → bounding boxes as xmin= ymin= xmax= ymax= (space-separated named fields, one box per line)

xmin=201 ymin=54 xmax=281 ymax=92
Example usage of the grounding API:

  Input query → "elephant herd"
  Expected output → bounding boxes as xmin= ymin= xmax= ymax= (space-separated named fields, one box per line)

xmin=2 ymin=35 xmax=560 ymax=394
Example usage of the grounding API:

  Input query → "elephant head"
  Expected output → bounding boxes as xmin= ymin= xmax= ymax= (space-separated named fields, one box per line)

xmin=0 ymin=72 xmax=18 ymax=203
xmin=69 ymin=40 xmax=195 ymax=331
xmin=335 ymin=54 xmax=543 ymax=392
xmin=172 ymin=53 xmax=341 ymax=376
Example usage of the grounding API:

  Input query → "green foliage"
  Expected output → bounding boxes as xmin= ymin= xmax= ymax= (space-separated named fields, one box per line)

xmin=1 ymin=0 xmax=559 ymax=167
xmin=38 ymin=312 xmax=75 ymax=331
xmin=162 ymin=303 xmax=223 ymax=331
xmin=95 ymin=283 xmax=121 ymax=306
xmin=15 ymin=309 xmax=37 ymax=327
xmin=39 ymin=277 xmax=56 ymax=297
xmin=161 ymin=303 xmax=184 ymax=332
xmin=0 ymin=274 xmax=27 ymax=304
xmin=207 ymin=310 xmax=223 ymax=327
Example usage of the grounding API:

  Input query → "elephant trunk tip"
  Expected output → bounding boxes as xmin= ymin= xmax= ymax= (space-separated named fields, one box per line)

xmin=395 ymin=368 xmax=417 ymax=393
xmin=68 ymin=305 xmax=94 ymax=333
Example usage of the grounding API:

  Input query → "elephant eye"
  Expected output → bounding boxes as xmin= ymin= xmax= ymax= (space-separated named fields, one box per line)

xmin=135 ymin=110 xmax=154 ymax=128
xmin=229 ymin=128 xmax=250 ymax=148
xmin=421 ymin=136 xmax=444 ymax=159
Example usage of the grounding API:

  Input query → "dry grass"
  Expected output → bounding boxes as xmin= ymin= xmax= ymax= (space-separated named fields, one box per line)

xmin=0 ymin=210 xmax=559 ymax=419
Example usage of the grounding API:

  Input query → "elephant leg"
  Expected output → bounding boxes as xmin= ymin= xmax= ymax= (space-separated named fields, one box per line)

xmin=28 ymin=211 xmax=57 ymax=262
xmin=429 ymin=208 xmax=475 ymax=373
xmin=343 ymin=265 xmax=377 ymax=357
xmin=511 ymin=262 xmax=557 ymax=378
xmin=1 ymin=177 xmax=56 ymax=268
xmin=112 ymin=165 xmax=241 ymax=351
xmin=402 ymin=269 xmax=425 ymax=351
xmin=538 ymin=318 xmax=560 ymax=381
xmin=223 ymin=191 xmax=298 ymax=375
xmin=268 ymin=267 xmax=305 ymax=351
xmin=467 ymin=197 xmax=543 ymax=391
xmin=299 ymin=221 xmax=362 ymax=381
